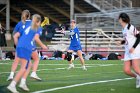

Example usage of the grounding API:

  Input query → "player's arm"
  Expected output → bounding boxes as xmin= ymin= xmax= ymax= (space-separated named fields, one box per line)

xmin=61 ymin=27 xmax=75 ymax=37
xmin=34 ymin=34 xmax=47 ymax=49
xmin=116 ymin=39 xmax=125 ymax=45
xmin=13 ymin=32 xmax=20 ymax=46
xmin=64 ymin=32 xmax=75 ymax=37
xmin=61 ymin=29 xmax=75 ymax=38
xmin=12 ymin=22 xmax=20 ymax=36
xmin=129 ymin=27 xmax=140 ymax=53
xmin=132 ymin=27 xmax=140 ymax=49
xmin=12 ymin=22 xmax=21 ymax=48
xmin=120 ymin=40 xmax=126 ymax=44
xmin=132 ymin=33 xmax=140 ymax=48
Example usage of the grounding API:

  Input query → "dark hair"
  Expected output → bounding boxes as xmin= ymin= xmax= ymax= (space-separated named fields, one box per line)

xmin=119 ymin=12 xmax=131 ymax=29
xmin=71 ymin=20 xmax=76 ymax=23
xmin=21 ymin=10 xmax=30 ymax=22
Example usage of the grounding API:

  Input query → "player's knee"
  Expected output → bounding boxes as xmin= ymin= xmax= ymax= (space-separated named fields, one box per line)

xmin=21 ymin=66 xmax=26 ymax=72
xmin=123 ymin=68 xmax=131 ymax=75
xmin=33 ymin=57 xmax=39 ymax=62
xmin=67 ymin=52 xmax=72 ymax=61
xmin=29 ymin=62 xmax=32 ymax=67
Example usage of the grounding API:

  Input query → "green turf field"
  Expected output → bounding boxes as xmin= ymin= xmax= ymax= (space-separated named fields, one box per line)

xmin=0 ymin=60 xmax=140 ymax=93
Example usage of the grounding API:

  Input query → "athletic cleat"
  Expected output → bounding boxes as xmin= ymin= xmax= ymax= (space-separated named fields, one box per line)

xmin=19 ymin=84 xmax=29 ymax=91
xmin=136 ymin=75 xmax=140 ymax=88
xmin=82 ymin=66 xmax=87 ymax=71
xmin=67 ymin=64 xmax=74 ymax=70
xmin=7 ymin=85 xmax=19 ymax=93
xmin=30 ymin=74 xmax=42 ymax=81
xmin=7 ymin=76 xmax=13 ymax=81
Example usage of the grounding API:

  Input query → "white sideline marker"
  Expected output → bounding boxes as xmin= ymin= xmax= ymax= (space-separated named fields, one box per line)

xmin=32 ymin=78 xmax=133 ymax=93
xmin=0 ymin=64 xmax=121 ymax=75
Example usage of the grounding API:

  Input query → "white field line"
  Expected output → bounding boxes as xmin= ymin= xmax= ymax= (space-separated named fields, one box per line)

xmin=0 ymin=63 xmax=10 ymax=65
xmin=0 ymin=65 xmax=95 ymax=75
xmin=0 ymin=64 xmax=121 ymax=75
xmin=57 ymin=71 xmax=123 ymax=78
xmin=0 ymin=62 xmax=123 ymax=66
xmin=32 ymin=77 xmax=133 ymax=93
xmin=36 ymin=64 xmax=116 ymax=71
xmin=38 ymin=64 xmax=122 ymax=66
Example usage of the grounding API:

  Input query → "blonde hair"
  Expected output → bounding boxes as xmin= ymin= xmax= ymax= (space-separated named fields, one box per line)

xmin=31 ymin=14 xmax=41 ymax=30
xmin=32 ymin=14 xmax=41 ymax=23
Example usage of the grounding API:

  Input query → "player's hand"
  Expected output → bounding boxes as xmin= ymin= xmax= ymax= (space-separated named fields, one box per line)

xmin=129 ymin=48 xmax=135 ymax=53
xmin=61 ymin=29 xmax=65 ymax=34
xmin=116 ymin=41 xmax=121 ymax=45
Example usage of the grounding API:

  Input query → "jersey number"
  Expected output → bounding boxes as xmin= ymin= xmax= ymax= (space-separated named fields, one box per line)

xmin=71 ymin=33 xmax=79 ymax=41
xmin=25 ymin=27 xmax=31 ymax=35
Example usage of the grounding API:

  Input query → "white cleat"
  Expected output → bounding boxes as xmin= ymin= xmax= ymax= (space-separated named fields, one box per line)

xmin=7 ymin=76 xmax=13 ymax=81
xmin=7 ymin=85 xmax=19 ymax=93
xmin=136 ymin=75 xmax=140 ymax=88
xmin=82 ymin=66 xmax=87 ymax=71
xmin=19 ymin=84 xmax=29 ymax=91
xmin=30 ymin=74 xmax=42 ymax=81
xmin=67 ymin=64 xmax=74 ymax=70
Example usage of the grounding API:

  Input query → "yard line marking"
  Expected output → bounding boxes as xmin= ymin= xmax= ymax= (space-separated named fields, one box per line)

xmin=0 ymin=64 xmax=120 ymax=75
xmin=32 ymin=77 xmax=133 ymax=93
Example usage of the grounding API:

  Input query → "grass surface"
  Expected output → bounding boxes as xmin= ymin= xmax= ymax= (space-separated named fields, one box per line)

xmin=0 ymin=60 xmax=140 ymax=93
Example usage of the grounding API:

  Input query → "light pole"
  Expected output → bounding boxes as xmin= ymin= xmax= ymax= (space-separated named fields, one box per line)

xmin=70 ymin=0 xmax=74 ymax=21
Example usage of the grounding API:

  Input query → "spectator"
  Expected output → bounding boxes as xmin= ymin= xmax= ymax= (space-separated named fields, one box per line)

xmin=0 ymin=23 xmax=7 ymax=47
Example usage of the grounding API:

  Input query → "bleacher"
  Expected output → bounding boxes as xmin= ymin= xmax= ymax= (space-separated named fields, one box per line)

xmin=1 ymin=0 xmax=140 ymax=58
xmin=0 ymin=0 xmax=100 ymax=29
xmin=48 ymin=29 xmax=124 ymax=55
xmin=47 ymin=0 xmax=140 ymax=55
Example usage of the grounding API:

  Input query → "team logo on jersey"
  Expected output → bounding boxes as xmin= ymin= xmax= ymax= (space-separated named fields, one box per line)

xmin=40 ymin=31 xmax=42 ymax=35
xmin=22 ymin=25 xmax=25 ymax=29
xmin=31 ymin=41 xmax=34 ymax=46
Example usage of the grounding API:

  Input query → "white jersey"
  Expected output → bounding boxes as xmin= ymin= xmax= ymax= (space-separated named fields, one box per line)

xmin=122 ymin=24 xmax=140 ymax=61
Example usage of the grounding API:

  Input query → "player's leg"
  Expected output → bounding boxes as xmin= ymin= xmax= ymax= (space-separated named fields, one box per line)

xmin=7 ymin=58 xmax=27 ymax=93
xmin=77 ymin=50 xmax=87 ymax=70
xmin=7 ymin=55 xmax=20 ymax=81
xmin=67 ymin=50 xmax=74 ymax=69
xmin=132 ymin=59 xmax=140 ymax=88
xmin=19 ymin=61 xmax=32 ymax=91
xmin=30 ymin=50 xmax=42 ymax=80
xmin=132 ymin=59 xmax=140 ymax=75
xmin=123 ymin=60 xmax=136 ymax=77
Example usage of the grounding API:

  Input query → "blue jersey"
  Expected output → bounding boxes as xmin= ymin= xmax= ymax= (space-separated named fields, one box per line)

xmin=32 ymin=27 xmax=43 ymax=50
xmin=13 ymin=20 xmax=31 ymax=35
xmin=70 ymin=27 xmax=81 ymax=47
xmin=15 ymin=20 xmax=42 ymax=51
xmin=36 ymin=27 xmax=43 ymax=36
xmin=17 ymin=26 xmax=37 ymax=51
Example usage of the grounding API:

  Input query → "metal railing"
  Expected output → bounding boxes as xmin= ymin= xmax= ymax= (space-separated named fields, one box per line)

xmin=84 ymin=0 xmax=132 ymax=11
xmin=75 ymin=8 xmax=140 ymax=31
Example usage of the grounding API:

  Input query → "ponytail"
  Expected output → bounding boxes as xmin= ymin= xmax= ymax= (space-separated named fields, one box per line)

xmin=21 ymin=10 xmax=30 ymax=23
xmin=127 ymin=23 xmax=131 ymax=30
